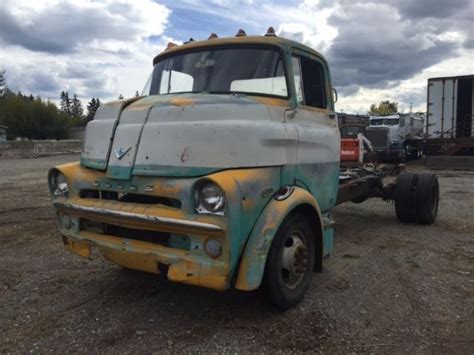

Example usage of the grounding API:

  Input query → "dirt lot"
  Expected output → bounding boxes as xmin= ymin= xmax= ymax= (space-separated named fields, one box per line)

xmin=0 ymin=154 xmax=473 ymax=354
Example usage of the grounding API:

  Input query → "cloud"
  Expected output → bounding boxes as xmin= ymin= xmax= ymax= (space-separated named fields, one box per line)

xmin=0 ymin=0 xmax=472 ymax=113
xmin=0 ymin=0 xmax=172 ymax=103
xmin=0 ymin=0 xmax=170 ymax=54
xmin=326 ymin=2 xmax=461 ymax=89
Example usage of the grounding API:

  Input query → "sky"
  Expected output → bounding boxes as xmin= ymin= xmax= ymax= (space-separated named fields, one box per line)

xmin=0 ymin=0 xmax=472 ymax=113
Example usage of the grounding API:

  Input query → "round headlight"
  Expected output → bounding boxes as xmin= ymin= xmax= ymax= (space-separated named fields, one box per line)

xmin=195 ymin=181 xmax=225 ymax=214
xmin=49 ymin=169 xmax=68 ymax=197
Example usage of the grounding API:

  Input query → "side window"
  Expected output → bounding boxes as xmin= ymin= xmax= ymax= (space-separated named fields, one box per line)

xmin=292 ymin=56 xmax=304 ymax=104
xmin=159 ymin=70 xmax=194 ymax=94
xmin=296 ymin=55 xmax=327 ymax=109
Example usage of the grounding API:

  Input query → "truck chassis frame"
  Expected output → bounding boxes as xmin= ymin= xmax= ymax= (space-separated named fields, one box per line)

xmin=337 ymin=164 xmax=439 ymax=225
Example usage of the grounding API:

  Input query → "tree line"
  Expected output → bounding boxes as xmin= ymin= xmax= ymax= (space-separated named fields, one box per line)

xmin=0 ymin=69 xmax=102 ymax=140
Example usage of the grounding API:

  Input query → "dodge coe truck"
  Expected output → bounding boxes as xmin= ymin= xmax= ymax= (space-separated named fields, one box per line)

xmin=48 ymin=29 xmax=439 ymax=309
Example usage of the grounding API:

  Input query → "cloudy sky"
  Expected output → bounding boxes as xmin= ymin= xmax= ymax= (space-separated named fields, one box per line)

xmin=0 ymin=0 xmax=472 ymax=113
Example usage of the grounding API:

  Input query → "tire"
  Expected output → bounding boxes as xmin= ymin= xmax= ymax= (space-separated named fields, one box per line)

xmin=262 ymin=213 xmax=316 ymax=310
xmin=395 ymin=172 xmax=418 ymax=223
xmin=414 ymin=174 xmax=439 ymax=225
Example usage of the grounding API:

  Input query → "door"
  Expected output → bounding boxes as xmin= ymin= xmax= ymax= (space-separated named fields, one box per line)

xmin=289 ymin=53 xmax=340 ymax=211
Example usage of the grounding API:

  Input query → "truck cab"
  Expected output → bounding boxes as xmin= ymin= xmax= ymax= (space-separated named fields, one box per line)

xmin=48 ymin=31 xmax=340 ymax=309
xmin=366 ymin=114 xmax=423 ymax=162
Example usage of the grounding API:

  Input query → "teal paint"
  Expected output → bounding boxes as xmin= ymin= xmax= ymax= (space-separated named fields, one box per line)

xmin=133 ymin=164 xmax=220 ymax=178
xmin=107 ymin=165 xmax=134 ymax=180
xmin=236 ymin=187 xmax=325 ymax=291
xmin=295 ymin=162 xmax=340 ymax=211
xmin=80 ymin=157 xmax=107 ymax=170
xmin=168 ymin=234 xmax=191 ymax=250
xmin=323 ymin=227 xmax=334 ymax=256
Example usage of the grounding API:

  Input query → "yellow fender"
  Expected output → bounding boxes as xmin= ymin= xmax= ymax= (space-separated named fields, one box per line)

xmin=235 ymin=187 xmax=324 ymax=291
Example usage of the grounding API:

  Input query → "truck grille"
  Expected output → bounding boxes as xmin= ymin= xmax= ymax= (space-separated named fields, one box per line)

xmin=366 ymin=129 xmax=389 ymax=149
xmin=80 ymin=218 xmax=190 ymax=250
xmin=79 ymin=189 xmax=181 ymax=209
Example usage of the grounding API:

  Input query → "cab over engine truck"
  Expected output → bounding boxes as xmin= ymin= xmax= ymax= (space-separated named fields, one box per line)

xmin=48 ymin=29 xmax=439 ymax=309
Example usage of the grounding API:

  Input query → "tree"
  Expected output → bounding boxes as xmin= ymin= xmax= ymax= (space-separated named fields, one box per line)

xmin=0 ymin=69 xmax=6 ymax=98
xmin=0 ymin=93 xmax=71 ymax=139
xmin=368 ymin=100 xmax=398 ymax=115
xmin=70 ymin=94 xmax=83 ymax=118
xmin=135 ymin=90 xmax=140 ymax=97
xmin=85 ymin=97 xmax=101 ymax=122
xmin=60 ymin=91 xmax=71 ymax=115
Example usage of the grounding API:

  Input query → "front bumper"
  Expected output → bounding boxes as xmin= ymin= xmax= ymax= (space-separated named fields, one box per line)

xmin=55 ymin=197 xmax=229 ymax=291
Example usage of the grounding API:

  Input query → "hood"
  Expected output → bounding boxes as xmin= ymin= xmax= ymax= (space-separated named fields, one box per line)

xmin=81 ymin=94 xmax=292 ymax=179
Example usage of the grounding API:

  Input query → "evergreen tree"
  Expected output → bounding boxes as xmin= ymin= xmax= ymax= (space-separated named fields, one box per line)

xmin=60 ymin=91 xmax=71 ymax=114
xmin=0 ymin=93 xmax=71 ymax=139
xmin=70 ymin=94 xmax=83 ymax=118
xmin=85 ymin=97 xmax=101 ymax=122
xmin=0 ymin=69 xmax=6 ymax=98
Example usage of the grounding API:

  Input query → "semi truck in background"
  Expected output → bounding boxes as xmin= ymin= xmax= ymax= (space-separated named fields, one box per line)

xmin=365 ymin=113 xmax=424 ymax=162
xmin=424 ymin=74 xmax=474 ymax=161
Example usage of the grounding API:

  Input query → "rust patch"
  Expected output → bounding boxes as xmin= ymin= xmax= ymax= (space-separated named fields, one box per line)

xmin=169 ymin=98 xmax=195 ymax=106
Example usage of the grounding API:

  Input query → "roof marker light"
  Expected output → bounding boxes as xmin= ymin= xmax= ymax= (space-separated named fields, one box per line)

xmin=236 ymin=29 xmax=247 ymax=37
xmin=166 ymin=42 xmax=178 ymax=50
xmin=265 ymin=27 xmax=276 ymax=37
xmin=208 ymin=33 xmax=219 ymax=40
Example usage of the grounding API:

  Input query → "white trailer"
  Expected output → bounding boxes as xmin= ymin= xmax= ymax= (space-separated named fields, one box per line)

xmin=426 ymin=74 xmax=474 ymax=139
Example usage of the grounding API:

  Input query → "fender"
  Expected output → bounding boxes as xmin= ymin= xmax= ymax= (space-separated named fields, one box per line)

xmin=235 ymin=187 xmax=324 ymax=291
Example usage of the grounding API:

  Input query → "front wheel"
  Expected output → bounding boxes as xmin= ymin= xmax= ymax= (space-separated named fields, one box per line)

xmin=262 ymin=213 xmax=315 ymax=310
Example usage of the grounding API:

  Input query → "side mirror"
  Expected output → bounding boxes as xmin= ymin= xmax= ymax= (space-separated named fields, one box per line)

xmin=332 ymin=88 xmax=338 ymax=103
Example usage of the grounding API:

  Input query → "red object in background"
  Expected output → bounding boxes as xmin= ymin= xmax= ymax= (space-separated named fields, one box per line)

xmin=340 ymin=138 xmax=360 ymax=162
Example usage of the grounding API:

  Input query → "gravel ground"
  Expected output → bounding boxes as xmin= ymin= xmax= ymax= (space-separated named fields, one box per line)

xmin=0 ymin=154 xmax=473 ymax=354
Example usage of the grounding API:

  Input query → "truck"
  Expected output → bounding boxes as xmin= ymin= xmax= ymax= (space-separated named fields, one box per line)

xmin=365 ymin=113 xmax=424 ymax=162
xmin=48 ymin=29 xmax=439 ymax=309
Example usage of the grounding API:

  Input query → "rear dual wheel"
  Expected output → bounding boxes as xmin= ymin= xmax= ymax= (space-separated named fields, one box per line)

xmin=395 ymin=172 xmax=439 ymax=225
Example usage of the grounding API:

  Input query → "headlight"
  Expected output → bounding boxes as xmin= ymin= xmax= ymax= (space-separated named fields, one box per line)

xmin=195 ymin=181 xmax=225 ymax=215
xmin=48 ymin=169 xmax=68 ymax=197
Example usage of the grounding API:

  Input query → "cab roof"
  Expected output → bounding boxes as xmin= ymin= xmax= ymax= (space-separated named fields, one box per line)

xmin=152 ymin=35 xmax=327 ymax=66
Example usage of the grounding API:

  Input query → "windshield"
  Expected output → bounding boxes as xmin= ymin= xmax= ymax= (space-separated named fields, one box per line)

xmin=371 ymin=118 xmax=399 ymax=126
xmin=341 ymin=126 xmax=364 ymax=137
xmin=142 ymin=47 xmax=287 ymax=98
